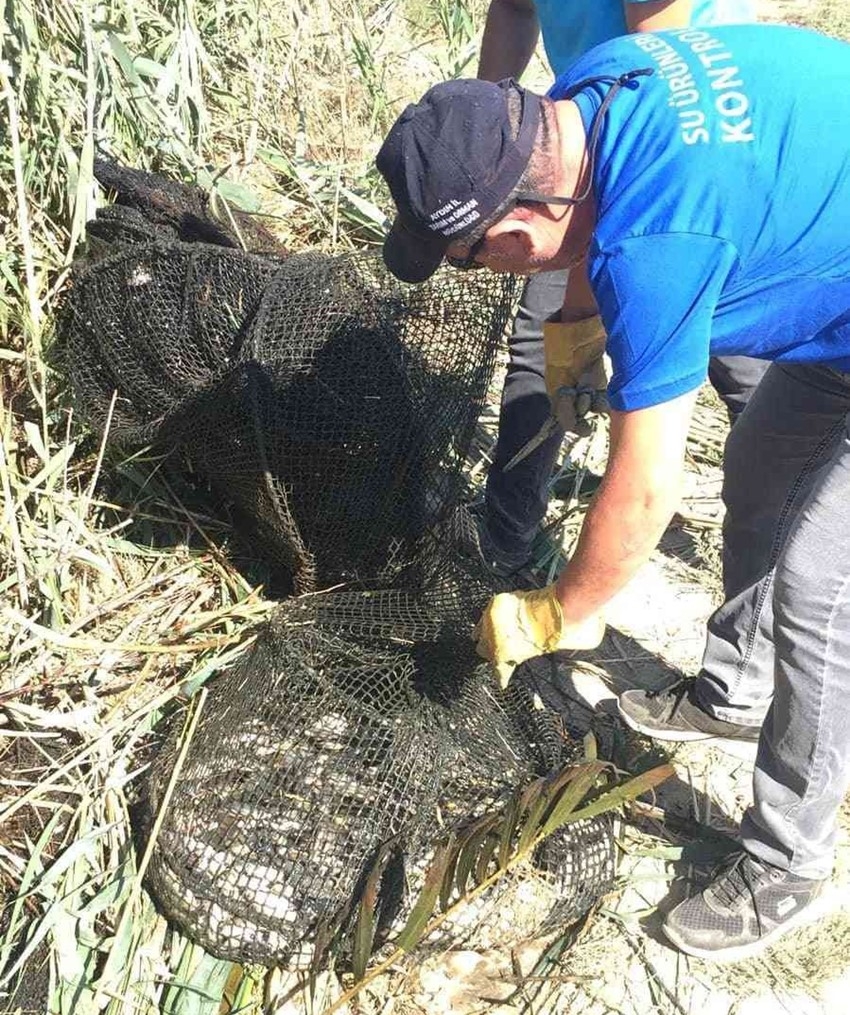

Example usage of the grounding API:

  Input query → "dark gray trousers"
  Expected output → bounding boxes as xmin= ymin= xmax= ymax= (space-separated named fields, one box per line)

xmin=484 ymin=270 xmax=769 ymax=560
xmin=695 ymin=362 xmax=850 ymax=878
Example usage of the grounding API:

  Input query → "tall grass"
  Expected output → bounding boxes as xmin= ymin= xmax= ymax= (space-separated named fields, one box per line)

xmin=0 ymin=0 xmax=436 ymax=362
xmin=0 ymin=0 xmax=490 ymax=626
xmin=1 ymin=2 xmax=489 ymax=1012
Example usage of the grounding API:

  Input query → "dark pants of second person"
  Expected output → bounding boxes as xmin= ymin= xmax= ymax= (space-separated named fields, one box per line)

xmin=484 ymin=270 xmax=771 ymax=564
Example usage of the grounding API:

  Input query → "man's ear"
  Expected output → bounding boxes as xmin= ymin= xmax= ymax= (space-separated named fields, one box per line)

xmin=487 ymin=211 xmax=541 ymax=256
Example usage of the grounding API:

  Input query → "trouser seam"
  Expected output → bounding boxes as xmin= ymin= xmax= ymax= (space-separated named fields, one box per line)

xmin=733 ymin=419 xmax=846 ymax=691
xmin=781 ymin=568 xmax=850 ymax=870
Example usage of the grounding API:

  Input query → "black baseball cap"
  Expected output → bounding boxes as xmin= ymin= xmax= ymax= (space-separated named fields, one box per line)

xmin=376 ymin=78 xmax=541 ymax=283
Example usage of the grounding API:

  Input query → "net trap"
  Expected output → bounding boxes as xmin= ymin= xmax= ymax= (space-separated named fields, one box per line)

xmin=56 ymin=161 xmax=618 ymax=970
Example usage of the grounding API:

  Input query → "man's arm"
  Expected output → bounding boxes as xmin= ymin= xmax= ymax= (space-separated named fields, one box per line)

xmin=477 ymin=0 xmax=540 ymax=82
xmin=473 ymin=387 xmax=698 ymax=685
xmin=624 ymin=0 xmax=694 ymax=32
xmin=554 ymin=387 xmax=699 ymax=623
xmin=560 ymin=258 xmax=597 ymax=321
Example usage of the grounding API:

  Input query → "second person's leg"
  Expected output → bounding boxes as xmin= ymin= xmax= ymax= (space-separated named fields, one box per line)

xmin=482 ymin=269 xmax=567 ymax=571
xmin=708 ymin=354 xmax=770 ymax=423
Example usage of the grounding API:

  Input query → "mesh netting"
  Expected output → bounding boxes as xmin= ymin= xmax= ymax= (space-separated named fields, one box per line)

xmin=58 ymin=235 xmax=514 ymax=591
xmin=144 ymin=520 xmax=615 ymax=967
xmin=87 ymin=157 xmax=285 ymax=254
xmin=57 ymin=164 xmax=617 ymax=972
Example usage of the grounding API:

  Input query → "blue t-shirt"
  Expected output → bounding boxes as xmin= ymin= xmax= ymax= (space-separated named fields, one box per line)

xmin=536 ymin=0 xmax=754 ymax=76
xmin=548 ymin=25 xmax=850 ymax=411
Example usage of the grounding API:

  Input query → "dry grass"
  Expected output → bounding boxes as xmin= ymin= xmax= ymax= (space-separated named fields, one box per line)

xmin=760 ymin=0 xmax=850 ymax=36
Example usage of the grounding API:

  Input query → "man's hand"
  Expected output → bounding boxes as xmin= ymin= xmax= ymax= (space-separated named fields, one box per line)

xmin=474 ymin=584 xmax=605 ymax=688
xmin=543 ymin=315 xmax=609 ymax=434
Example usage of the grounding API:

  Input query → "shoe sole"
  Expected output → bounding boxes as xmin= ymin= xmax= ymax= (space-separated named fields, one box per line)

xmin=617 ymin=702 xmax=761 ymax=756
xmin=663 ymin=892 xmax=833 ymax=963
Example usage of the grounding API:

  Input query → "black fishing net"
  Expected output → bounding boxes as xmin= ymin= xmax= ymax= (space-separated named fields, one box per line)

xmin=87 ymin=156 xmax=285 ymax=254
xmin=144 ymin=512 xmax=616 ymax=967
xmin=58 ymin=242 xmax=514 ymax=591
xmin=57 ymin=162 xmax=617 ymax=970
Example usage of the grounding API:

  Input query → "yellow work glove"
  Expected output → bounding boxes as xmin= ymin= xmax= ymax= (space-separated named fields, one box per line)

xmin=474 ymin=584 xmax=605 ymax=689
xmin=543 ymin=315 xmax=609 ymax=435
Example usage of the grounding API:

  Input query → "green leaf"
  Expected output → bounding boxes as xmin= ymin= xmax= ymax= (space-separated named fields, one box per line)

xmin=177 ymin=642 xmax=250 ymax=699
xmin=474 ymin=832 xmax=500 ymax=885
xmin=455 ymin=814 xmax=499 ymax=898
xmin=25 ymin=823 xmax=119 ymax=900
xmin=23 ymin=420 xmax=47 ymax=462
xmin=498 ymin=784 xmax=529 ymax=871
xmin=52 ymin=902 xmax=86 ymax=984
xmin=78 ymin=861 xmax=134 ymax=919
xmin=256 ymin=147 xmax=291 ymax=173
xmin=394 ymin=839 xmax=456 ymax=954
xmin=154 ymin=47 xmax=182 ymax=103
xmin=540 ymin=762 xmax=607 ymax=838
xmin=560 ymin=763 xmax=675 ymax=827
xmin=438 ymin=836 xmax=463 ymax=912
xmin=160 ymin=938 xmax=233 ymax=1014
xmin=0 ymin=809 xmax=65 ymax=984
xmin=308 ymin=915 xmax=340 ymax=998
xmin=351 ymin=843 xmax=394 ymax=981
xmin=520 ymin=763 xmax=591 ymax=847
xmin=133 ymin=56 xmax=167 ymax=79
xmin=12 ymin=442 xmax=77 ymax=504
xmin=1 ymin=893 xmax=66 ymax=987
xmin=501 ymin=912 xmax=589 ymax=1008
xmin=223 ymin=964 xmax=264 ymax=1012
xmin=106 ymin=32 xmax=143 ymax=88
xmin=337 ymin=184 xmax=389 ymax=228
xmin=516 ymin=778 xmax=550 ymax=856
xmin=217 ymin=181 xmax=261 ymax=213
xmin=56 ymin=946 xmax=100 ymax=1015
xmin=203 ymin=175 xmax=261 ymax=213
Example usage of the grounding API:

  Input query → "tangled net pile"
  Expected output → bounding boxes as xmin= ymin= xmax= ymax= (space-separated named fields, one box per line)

xmin=58 ymin=161 xmax=616 ymax=968
xmin=60 ymin=160 xmax=517 ymax=592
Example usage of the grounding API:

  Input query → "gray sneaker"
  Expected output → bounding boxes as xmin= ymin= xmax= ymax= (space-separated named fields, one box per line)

xmin=617 ymin=679 xmax=761 ymax=744
xmin=663 ymin=851 xmax=827 ymax=962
